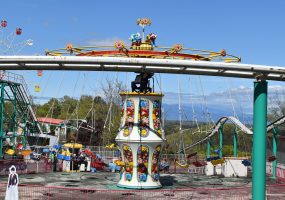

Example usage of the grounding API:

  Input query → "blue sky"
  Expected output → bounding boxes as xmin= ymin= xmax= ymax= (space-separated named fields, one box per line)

xmin=1 ymin=0 xmax=285 ymax=115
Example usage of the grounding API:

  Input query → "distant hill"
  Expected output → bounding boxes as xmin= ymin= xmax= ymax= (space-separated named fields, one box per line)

xmin=163 ymin=103 xmax=253 ymax=124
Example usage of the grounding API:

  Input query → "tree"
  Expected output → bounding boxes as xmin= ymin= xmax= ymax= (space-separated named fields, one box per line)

xmin=36 ymin=98 xmax=61 ymax=118
xmin=100 ymin=79 xmax=126 ymax=145
xmin=58 ymin=96 xmax=77 ymax=120
xmin=33 ymin=79 xmax=125 ymax=146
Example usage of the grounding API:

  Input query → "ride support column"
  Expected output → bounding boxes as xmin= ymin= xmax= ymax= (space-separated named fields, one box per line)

xmin=23 ymin=113 xmax=27 ymax=149
xmin=219 ymin=126 xmax=223 ymax=158
xmin=233 ymin=126 xmax=237 ymax=157
xmin=272 ymin=127 xmax=277 ymax=179
xmin=0 ymin=83 xmax=4 ymax=157
xmin=252 ymin=80 xmax=267 ymax=200
xmin=12 ymin=84 xmax=18 ymax=151
xmin=207 ymin=138 xmax=211 ymax=158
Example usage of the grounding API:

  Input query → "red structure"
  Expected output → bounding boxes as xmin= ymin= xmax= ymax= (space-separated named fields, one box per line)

xmin=37 ymin=117 xmax=64 ymax=125
xmin=37 ymin=70 xmax=43 ymax=76
xmin=1 ymin=20 xmax=7 ymax=27
xmin=15 ymin=28 xmax=22 ymax=35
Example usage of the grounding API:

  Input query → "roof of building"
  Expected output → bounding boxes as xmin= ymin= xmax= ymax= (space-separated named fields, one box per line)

xmin=37 ymin=117 xmax=64 ymax=125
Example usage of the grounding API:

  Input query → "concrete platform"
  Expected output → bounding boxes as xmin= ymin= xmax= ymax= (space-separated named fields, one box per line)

xmin=0 ymin=171 xmax=253 ymax=189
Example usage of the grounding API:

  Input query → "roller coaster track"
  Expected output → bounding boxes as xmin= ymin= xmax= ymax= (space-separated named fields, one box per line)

xmin=1 ymin=56 xmax=285 ymax=148
xmin=178 ymin=115 xmax=285 ymax=153
xmin=1 ymin=56 xmax=285 ymax=81
xmin=266 ymin=115 xmax=285 ymax=131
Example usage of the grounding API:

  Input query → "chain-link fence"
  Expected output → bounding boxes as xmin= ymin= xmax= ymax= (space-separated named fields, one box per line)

xmin=1 ymin=182 xmax=285 ymax=200
xmin=0 ymin=159 xmax=53 ymax=176
xmin=0 ymin=182 xmax=251 ymax=200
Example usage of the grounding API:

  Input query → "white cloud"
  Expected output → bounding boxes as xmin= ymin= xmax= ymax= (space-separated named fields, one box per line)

xmin=269 ymin=85 xmax=282 ymax=89
xmin=163 ymin=84 xmax=285 ymax=115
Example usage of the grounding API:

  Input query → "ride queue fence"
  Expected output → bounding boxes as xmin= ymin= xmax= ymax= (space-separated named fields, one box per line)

xmin=1 ymin=182 xmax=285 ymax=200
xmin=266 ymin=162 xmax=285 ymax=182
xmin=2 ymin=153 xmax=285 ymax=181
xmin=0 ymin=153 xmax=206 ymax=175
xmin=0 ymin=159 xmax=53 ymax=176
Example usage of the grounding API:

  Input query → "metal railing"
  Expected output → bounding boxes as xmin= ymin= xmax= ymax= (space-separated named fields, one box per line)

xmin=0 ymin=70 xmax=30 ymax=95
xmin=0 ymin=70 xmax=43 ymax=134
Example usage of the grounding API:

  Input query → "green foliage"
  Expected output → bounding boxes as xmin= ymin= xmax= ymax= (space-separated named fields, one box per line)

xmin=58 ymin=96 xmax=78 ymax=119
xmin=35 ymin=95 xmax=108 ymax=120
xmin=35 ymin=98 xmax=61 ymax=118
xmin=34 ymin=94 xmax=121 ymax=146
xmin=164 ymin=121 xmax=252 ymax=157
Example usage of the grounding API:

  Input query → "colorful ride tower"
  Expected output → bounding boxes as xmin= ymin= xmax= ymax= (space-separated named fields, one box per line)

xmin=115 ymin=91 xmax=165 ymax=189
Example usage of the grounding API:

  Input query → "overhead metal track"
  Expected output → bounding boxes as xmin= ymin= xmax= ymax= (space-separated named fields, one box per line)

xmin=0 ymin=56 xmax=285 ymax=81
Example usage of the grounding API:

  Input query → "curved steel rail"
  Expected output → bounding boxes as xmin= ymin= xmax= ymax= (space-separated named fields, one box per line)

xmin=267 ymin=115 xmax=285 ymax=131
xmin=178 ymin=116 xmax=252 ymax=153
xmin=178 ymin=115 xmax=285 ymax=153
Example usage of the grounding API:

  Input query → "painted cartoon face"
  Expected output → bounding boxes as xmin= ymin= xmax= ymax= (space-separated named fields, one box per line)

xmin=130 ymin=34 xmax=136 ymax=39
xmin=135 ymin=33 xmax=141 ymax=40
xmin=141 ymin=108 xmax=148 ymax=116
xmin=150 ymin=33 xmax=157 ymax=39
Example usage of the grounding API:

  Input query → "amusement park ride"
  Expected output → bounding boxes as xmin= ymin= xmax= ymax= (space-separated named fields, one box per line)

xmin=45 ymin=18 xmax=240 ymax=63
xmin=44 ymin=18 xmax=242 ymax=189
xmin=115 ymin=79 xmax=165 ymax=188
xmin=0 ymin=20 xmax=33 ymax=55
xmin=0 ymin=17 xmax=285 ymax=199
xmin=0 ymin=20 xmax=41 ymax=159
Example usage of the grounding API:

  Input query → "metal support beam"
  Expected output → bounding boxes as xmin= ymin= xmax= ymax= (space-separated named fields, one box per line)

xmin=272 ymin=127 xmax=277 ymax=179
xmin=0 ymin=83 xmax=4 ymax=157
xmin=207 ymin=138 xmax=211 ymax=158
xmin=252 ymin=81 xmax=267 ymax=200
xmin=234 ymin=126 xmax=238 ymax=157
xmin=219 ymin=126 xmax=223 ymax=158
xmin=12 ymin=85 xmax=17 ymax=151
xmin=23 ymin=113 xmax=27 ymax=149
